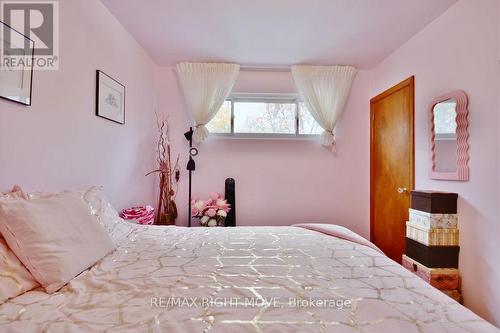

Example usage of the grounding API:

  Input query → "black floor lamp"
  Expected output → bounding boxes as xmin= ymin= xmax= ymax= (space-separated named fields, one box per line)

xmin=184 ymin=127 xmax=197 ymax=227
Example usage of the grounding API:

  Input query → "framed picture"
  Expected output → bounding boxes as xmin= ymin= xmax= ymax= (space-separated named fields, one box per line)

xmin=96 ymin=70 xmax=125 ymax=124
xmin=0 ymin=21 xmax=34 ymax=106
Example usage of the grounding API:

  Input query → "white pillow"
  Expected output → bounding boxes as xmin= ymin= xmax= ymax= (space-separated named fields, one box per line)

xmin=28 ymin=186 xmax=136 ymax=244
xmin=0 ymin=192 xmax=116 ymax=293
xmin=82 ymin=186 xmax=136 ymax=244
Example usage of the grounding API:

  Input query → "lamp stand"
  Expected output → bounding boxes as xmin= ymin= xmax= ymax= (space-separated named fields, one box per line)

xmin=184 ymin=127 xmax=196 ymax=228
xmin=188 ymin=163 xmax=192 ymax=228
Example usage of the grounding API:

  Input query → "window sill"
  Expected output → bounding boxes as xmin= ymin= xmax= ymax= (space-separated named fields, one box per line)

xmin=207 ymin=133 xmax=321 ymax=141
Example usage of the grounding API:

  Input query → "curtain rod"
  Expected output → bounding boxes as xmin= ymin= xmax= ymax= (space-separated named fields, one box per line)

xmin=168 ymin=64 xmax=355 ymax=72
xmin=239 ymin=65 xmax=291 ymax=72
xmin=167 ymin=65 xmax=291 ymax=72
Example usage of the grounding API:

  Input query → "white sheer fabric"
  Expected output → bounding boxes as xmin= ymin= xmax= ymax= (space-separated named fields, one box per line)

xmin=291 ymin=65 xmax=356 ymax=150
xmin=176 ymin=63 xmax=240 ymax=143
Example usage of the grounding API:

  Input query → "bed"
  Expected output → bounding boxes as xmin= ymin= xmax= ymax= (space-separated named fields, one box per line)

xmin=0 ymin=223 xmax=497 ymax=333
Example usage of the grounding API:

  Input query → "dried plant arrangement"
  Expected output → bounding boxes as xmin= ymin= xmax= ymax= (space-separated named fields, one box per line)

xmin=146 ymin=114 xmax=180 ymax=225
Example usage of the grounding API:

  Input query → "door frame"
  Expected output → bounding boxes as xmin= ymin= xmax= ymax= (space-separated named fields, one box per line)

xmin=370 ymin=76 xmax=415 ymax=243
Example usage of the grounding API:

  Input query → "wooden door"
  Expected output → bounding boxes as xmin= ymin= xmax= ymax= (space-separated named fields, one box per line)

xmin=370 ymin=77 xmax=414 ymax=263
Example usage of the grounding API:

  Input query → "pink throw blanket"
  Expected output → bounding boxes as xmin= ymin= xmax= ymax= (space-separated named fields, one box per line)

xmin=293 ymin=223 xmax=384 ymax=254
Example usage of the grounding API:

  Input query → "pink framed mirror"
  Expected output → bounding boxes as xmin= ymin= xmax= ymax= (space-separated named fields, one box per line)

xmin=429 ymin=90 xmax=469 ymax=181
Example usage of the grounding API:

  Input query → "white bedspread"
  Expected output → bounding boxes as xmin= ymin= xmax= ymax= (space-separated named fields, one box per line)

xmin=0 ymin=225 xmax=498 ymax=332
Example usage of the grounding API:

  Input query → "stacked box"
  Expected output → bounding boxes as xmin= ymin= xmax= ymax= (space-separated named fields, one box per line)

xmin=406 ymin=238 xmax=459 ymax=268
xmin=442 ymin=289 xmax=464 ymax=304
xmin=402 ymin=255 xmax=459 ymax=290
xmin=406 ymin=221 xmax=459 ymax=246
xmin=409 ymin=209 xmax=458 ymax=229
xmin=403 ymin=191 xmax=462 ymax=303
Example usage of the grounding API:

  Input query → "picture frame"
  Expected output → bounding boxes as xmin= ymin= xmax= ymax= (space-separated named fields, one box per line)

xmin=0 ymin=20 xmax=35 ymax=106
xmin=96 ymin=70 xmax=125 ymax=124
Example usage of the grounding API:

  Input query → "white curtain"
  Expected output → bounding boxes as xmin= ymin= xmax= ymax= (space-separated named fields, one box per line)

xmin=176 ymin=62 xmax=240 ymax=143
xmin=291 ymin=65 xmax=356 ymax=150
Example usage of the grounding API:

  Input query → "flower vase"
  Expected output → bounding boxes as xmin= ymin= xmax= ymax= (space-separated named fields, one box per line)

xmin=199 ymin=217 xmax=225 ymax=227
xmin=159 ymin=212 xmax=176 ymax=225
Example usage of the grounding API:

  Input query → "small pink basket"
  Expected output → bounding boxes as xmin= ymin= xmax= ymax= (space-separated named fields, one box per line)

xmin=120 ymin=206 xmax=155 ymax=225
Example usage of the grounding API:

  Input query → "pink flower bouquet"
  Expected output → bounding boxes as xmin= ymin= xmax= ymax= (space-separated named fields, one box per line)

xmin=192 ymin=193 xmax=231 ymax=227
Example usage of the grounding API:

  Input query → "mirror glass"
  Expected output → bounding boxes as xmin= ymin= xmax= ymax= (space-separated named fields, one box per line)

xmin=432 ymin=98 xmax=457 ymax=172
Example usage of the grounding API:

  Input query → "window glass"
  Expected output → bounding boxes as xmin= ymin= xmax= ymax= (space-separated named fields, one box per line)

xmin=206 ymin=98 xmax=322 ymax=136
xmin=234 ymin=101 xmax=296 ymax=134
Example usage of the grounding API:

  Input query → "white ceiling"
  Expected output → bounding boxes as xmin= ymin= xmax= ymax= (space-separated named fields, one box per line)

xmin=101 ymin=0 xmax=457 ymax=69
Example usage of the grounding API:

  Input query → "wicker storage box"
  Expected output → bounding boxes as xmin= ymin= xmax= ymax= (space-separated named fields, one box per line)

xmin=402 ymin=255 xmax=459 ymax=290
xmin=409 ymin=208 xmax=458 ymax=229
xmin=406 ymin=222 xmax=459 ymax=246
xmin=441 ymin=289 xmax=463 ymax=304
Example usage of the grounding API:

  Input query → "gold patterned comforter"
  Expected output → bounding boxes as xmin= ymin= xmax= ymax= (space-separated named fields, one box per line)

xmin=0 ymin=225 xmax=498 ymax=332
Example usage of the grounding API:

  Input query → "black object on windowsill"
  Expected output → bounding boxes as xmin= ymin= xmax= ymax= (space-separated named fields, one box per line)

xmin=184 ymin=127 xmax=196 ymax=227
xmin=225 ymin=178 xmax=236 ymax=227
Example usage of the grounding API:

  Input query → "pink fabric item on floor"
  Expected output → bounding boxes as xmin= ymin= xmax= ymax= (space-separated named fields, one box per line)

xmin=120 ymin=206 xmax=155 ymax=225
xmin=293 ymin=223 xmax=384 ymax=254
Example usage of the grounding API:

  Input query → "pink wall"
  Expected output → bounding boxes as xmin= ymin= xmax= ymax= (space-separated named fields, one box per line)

xmin=0 ymin=0 xmax=158 ymax=209
xmin=2 ymin=0 xmax=498 ymax=326
xmin=369 ymin=0 xmax=500 ymax=325
xmin=157 ymin=69 xmax=371 ymax=237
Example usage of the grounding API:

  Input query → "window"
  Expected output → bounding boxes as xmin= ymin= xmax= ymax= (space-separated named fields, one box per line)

xmin=207 ymin=97 xmax=323 ymax=137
